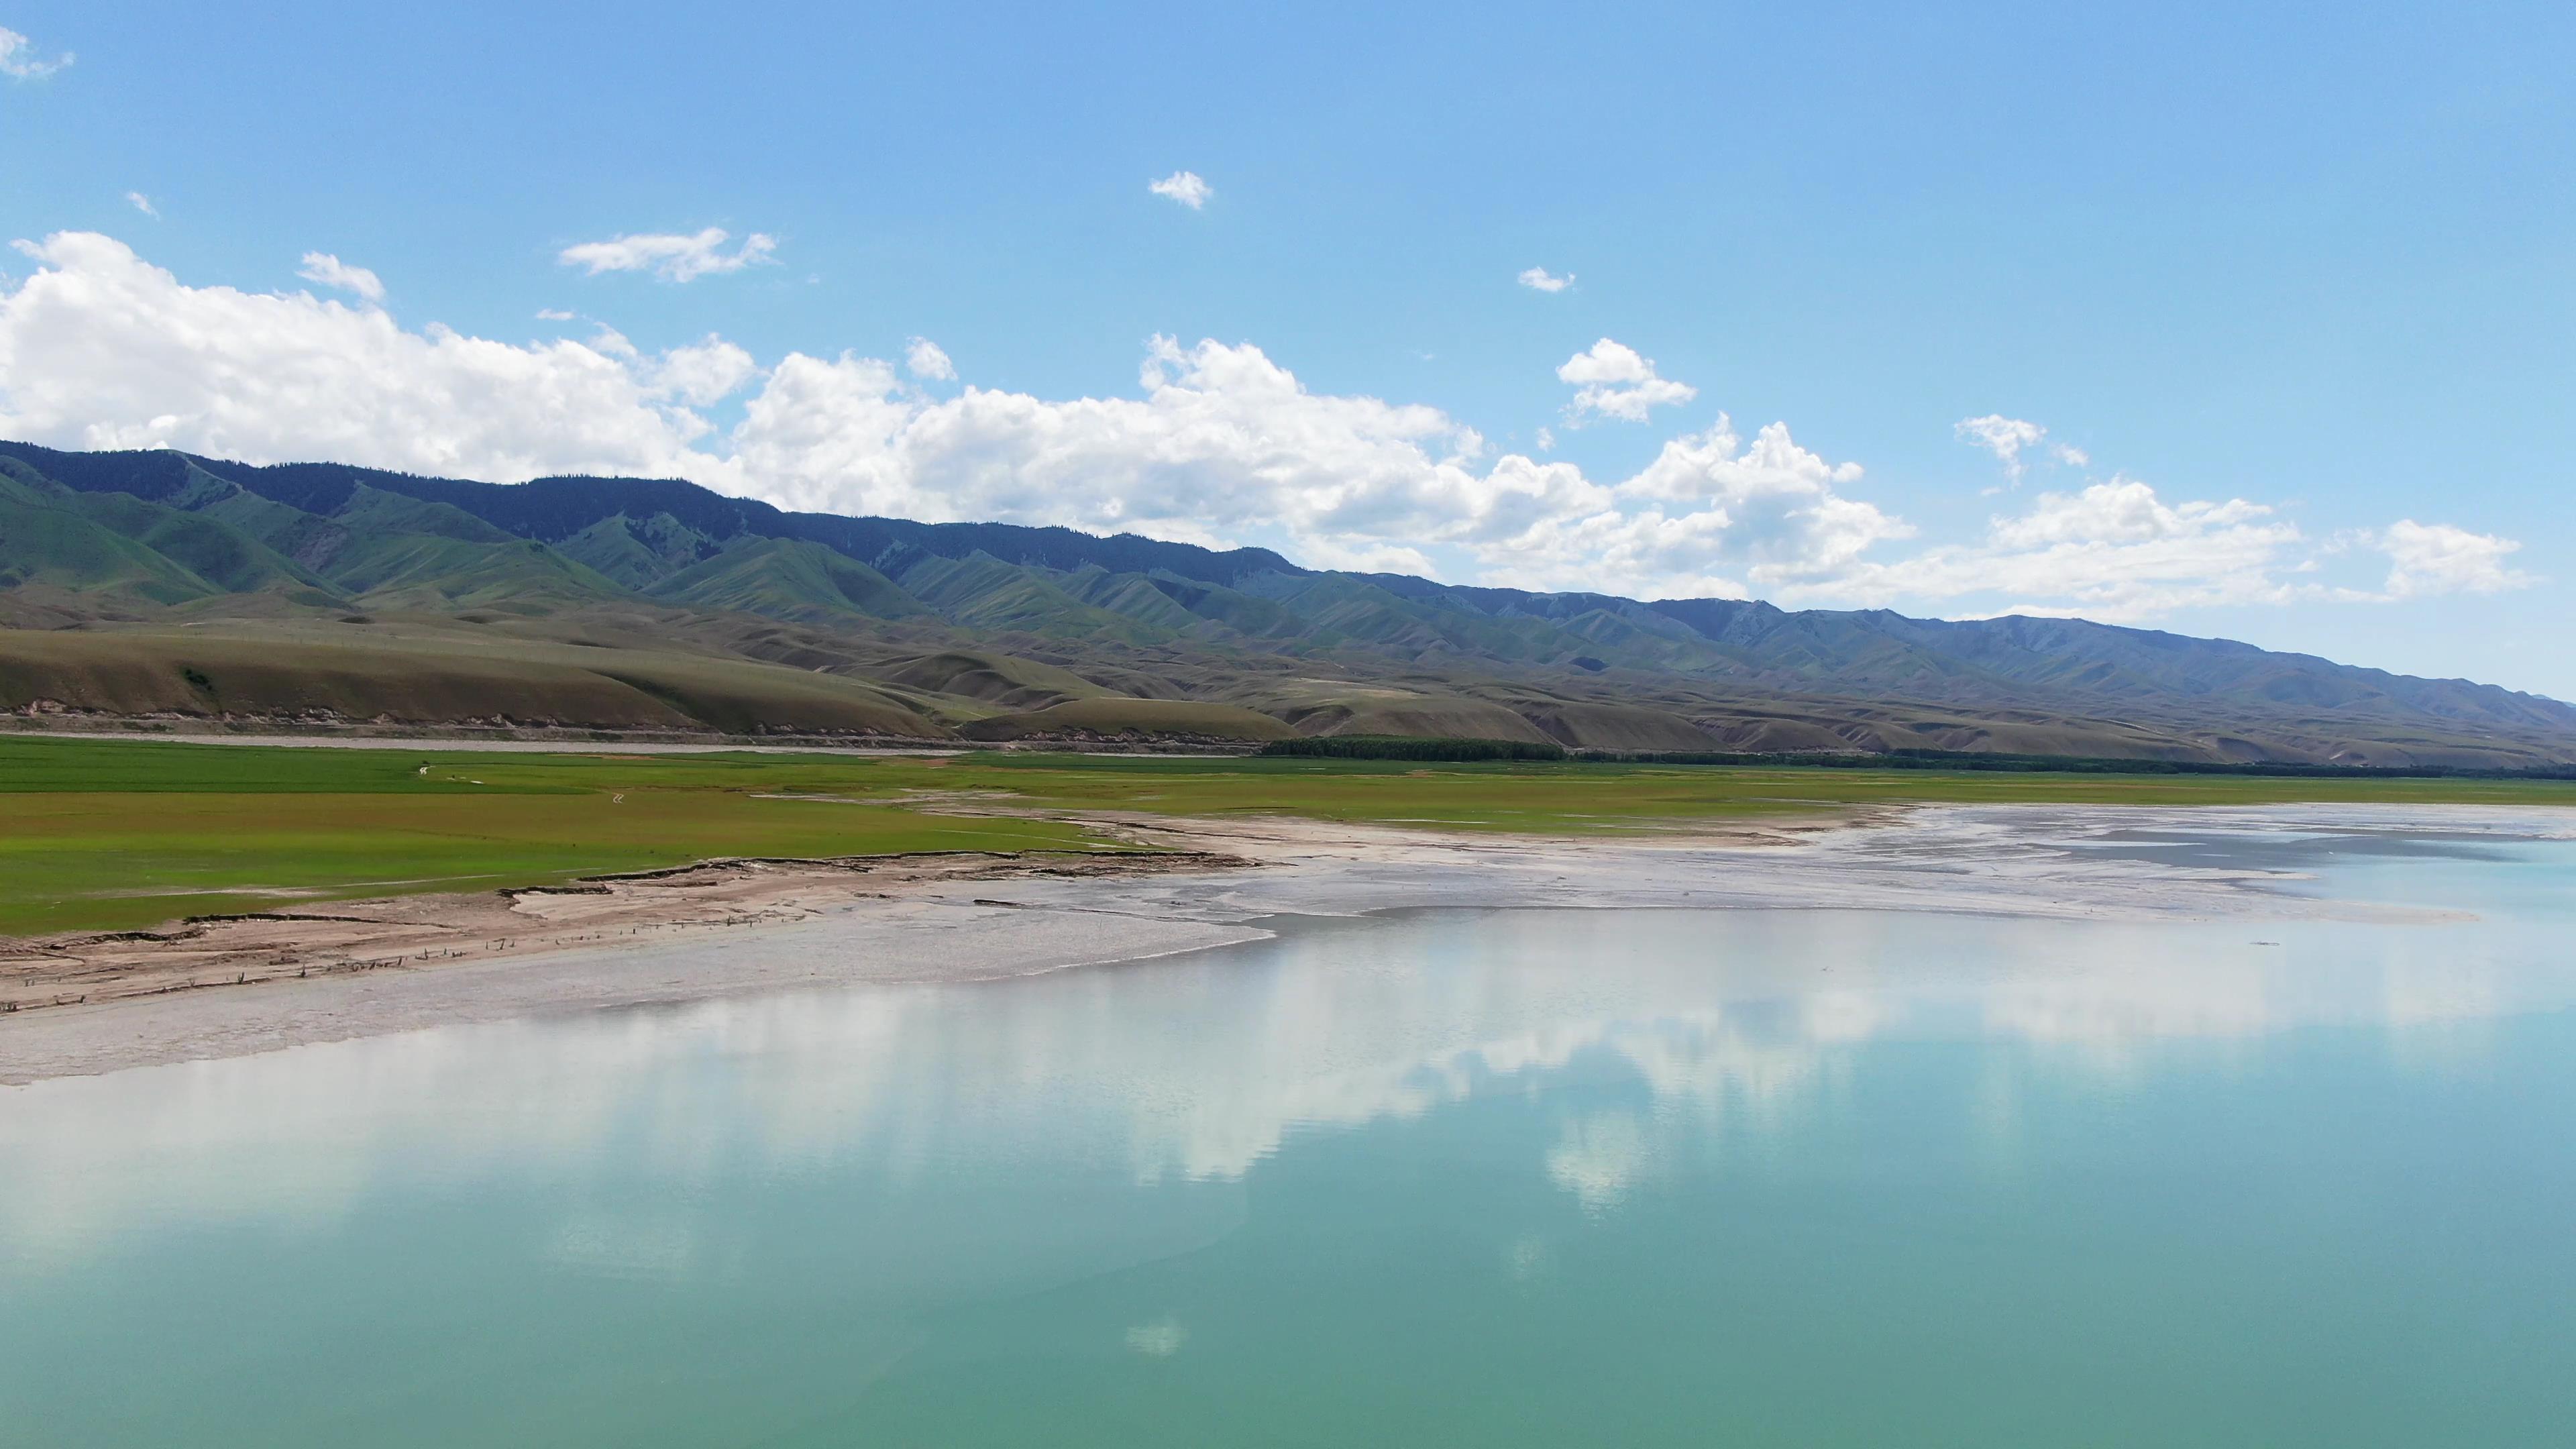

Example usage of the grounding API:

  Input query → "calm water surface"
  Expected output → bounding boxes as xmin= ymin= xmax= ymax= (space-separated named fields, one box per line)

xmin=5 ymin=829 xmax=2575 ymax=1446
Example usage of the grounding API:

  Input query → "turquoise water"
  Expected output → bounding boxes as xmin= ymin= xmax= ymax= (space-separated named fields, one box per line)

xmin=5 ymin=833 xmax=2575 ymax=1446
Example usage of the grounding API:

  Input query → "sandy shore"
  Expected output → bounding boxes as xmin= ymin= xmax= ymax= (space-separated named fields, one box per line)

xmin=5 ymin=802 xmax=2571 ymax=1084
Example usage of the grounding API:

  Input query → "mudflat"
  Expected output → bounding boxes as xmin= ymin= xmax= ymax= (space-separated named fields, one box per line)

xmin=9 ymin=802 xmax=2567 ymax=1085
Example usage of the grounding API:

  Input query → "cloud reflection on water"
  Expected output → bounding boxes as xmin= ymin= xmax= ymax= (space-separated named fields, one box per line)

xmin=5 ymin=892 xmax=2571 ymax=1266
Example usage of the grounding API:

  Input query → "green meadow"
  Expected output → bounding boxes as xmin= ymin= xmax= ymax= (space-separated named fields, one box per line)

xmin=6 ymin=734 xmax=2575 ymax=936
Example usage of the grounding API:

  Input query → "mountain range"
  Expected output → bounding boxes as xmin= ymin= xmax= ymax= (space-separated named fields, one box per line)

xmin=3 ymin=439 xmax=2570 ymax=765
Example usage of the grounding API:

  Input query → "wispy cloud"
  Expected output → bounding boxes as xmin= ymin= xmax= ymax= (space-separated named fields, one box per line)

xmin=296 ymin=252 xmax=384 ymax=303
xmin=1558 ymin=338 xmax=1695 ymax=424
xmin=0 ymin=27 xmax=72 ymax=80
xmin=125 ymin=193 xmax=158 ymax=219
xmin=1955 ymin=414 xmax=2086 ymax=484
xmin=1517 ymin=266 xmax=1574 ymax=293
xmin=1148 ymin=171 xmax=1212 ymax=209
xmin=557 ymin=227 xmax=777 ymax=282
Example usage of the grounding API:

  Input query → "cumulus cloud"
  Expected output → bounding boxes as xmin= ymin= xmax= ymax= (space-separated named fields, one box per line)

xmin=0 ymin=233 xmax=2531 ymax=622
xmin=645 ymin=336 xmax=759 ymax=409
xmin=0 ymin=26 xmax=71 ymax=80
xmin=1148 ymin=171 xmax=1212 ymax=209
xmin=1557 ymin=338 xmax=1696 ymax=424
xmin=734 ymin=334 xmax=1550 ymax=574
xmin=1517 ymin=266 xmax=1574 ymax=293
xmin=2367 ymin=521 xmax=2532 ymax=600
xmin=1460 ymin=418 xmax=1907 ymax=599
xmin=557 ymin=227 xmax=777 ymax=282
xmin=1 ymin=233 xmax=717 ymax=480
xmin=125 ymin=193 xmax=158 ymax=219
xmin=294 ymin=252 xmax=384 ymax=303
xmin=1794 ymin=484 xmax=2538 ymax=622
xmin=904 ymin=337 xmax=955 ymax=382
xmin=1799 ymin=478 xmax=2316 ymax=621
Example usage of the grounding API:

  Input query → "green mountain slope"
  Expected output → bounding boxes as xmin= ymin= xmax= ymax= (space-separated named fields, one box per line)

xmin=890 ymin=551 xmax=1172 ymax=643
xmin=0 ymin=464 xmax=221 ymax=604
xmin=554 ymin=513 xmax=724 ymax=589
xmin=2 ymin=439 xmax=2571 ymax=765
xmin=651 ymin=537 xmax=930 ymax=622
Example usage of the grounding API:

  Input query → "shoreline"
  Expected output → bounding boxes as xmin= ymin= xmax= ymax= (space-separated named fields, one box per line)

xmin=0 ymin=847 xmax=1257 ymax=1019
xmin=6 ymin=802 xmax=2572 ymax=1085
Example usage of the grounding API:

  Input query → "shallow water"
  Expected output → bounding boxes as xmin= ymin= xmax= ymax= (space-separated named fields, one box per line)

xmin=5 ymin=833 xmax=2575 ymax=1446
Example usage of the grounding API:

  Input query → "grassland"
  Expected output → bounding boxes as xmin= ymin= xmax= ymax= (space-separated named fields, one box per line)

xmin=7 ymin=735 xmax=2575 ymax=937
xmin=0 ymin=738 xmax=1104 ymax=935
xmin=0 ymin=625 xmax=947 ymax=737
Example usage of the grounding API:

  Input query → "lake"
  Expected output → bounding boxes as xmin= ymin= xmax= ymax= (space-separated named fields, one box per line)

xmin=5 ymin=822 xmax=2574 ymax=1446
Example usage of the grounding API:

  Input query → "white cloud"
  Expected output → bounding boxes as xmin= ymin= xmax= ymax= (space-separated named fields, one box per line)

xmin=1148 ymin=171 xmax=1212 ymax=209
xmin=1517 ymin=266 xmax=1574 ymax=293
xmin=1480 ymin=417 xmax=1907 ymax=598
xmin=1953 ymin=414 xmax=2094 ymax=484
xmin=1533 ymin=426 xmax=1554 ymax=453
xmin=0 ymin=233 xmax=2530 ymax=624
xmin=735 ymin=335 xmax=1541 ymax=562
xmin=535 ymin=308 xmax=577 ymax=321
xmin=125 ymin=193 xmax=158 ymax=219
xmin=1953 ymin=414 xmax=2042 ymax=482
xmin=557 ymin=227 xmax=777 ymax=282
xmin=1 ymin=233 xmax=718 ymax=480
xmin=647 ymin=336 xmax=759 ymax=409
xmin=1776 ymin=485 xmax=2534 ymax=623
xmin=2369 ymin=520 xmax=2533 ymax=600
xmin=0 ymin=27 xmax=71 ymax=80
xmin=1811 ymin=478 xmax=2308 ymax=621
xmin=295 ymin=252 xmax=384 ymax=304
xmin=904 ymin=337 xmax=955 ymax=382
xmin=1557 ymin=338 xmax=1697 ymax=424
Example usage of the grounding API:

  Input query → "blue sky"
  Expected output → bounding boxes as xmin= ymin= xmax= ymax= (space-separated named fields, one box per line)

xmin=3 ymin=1 xmax=2570 ymax=696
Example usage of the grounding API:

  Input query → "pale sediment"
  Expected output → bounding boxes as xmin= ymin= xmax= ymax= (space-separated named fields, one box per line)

xmin=5 ymin=802 xmax=2571 ymax=1085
